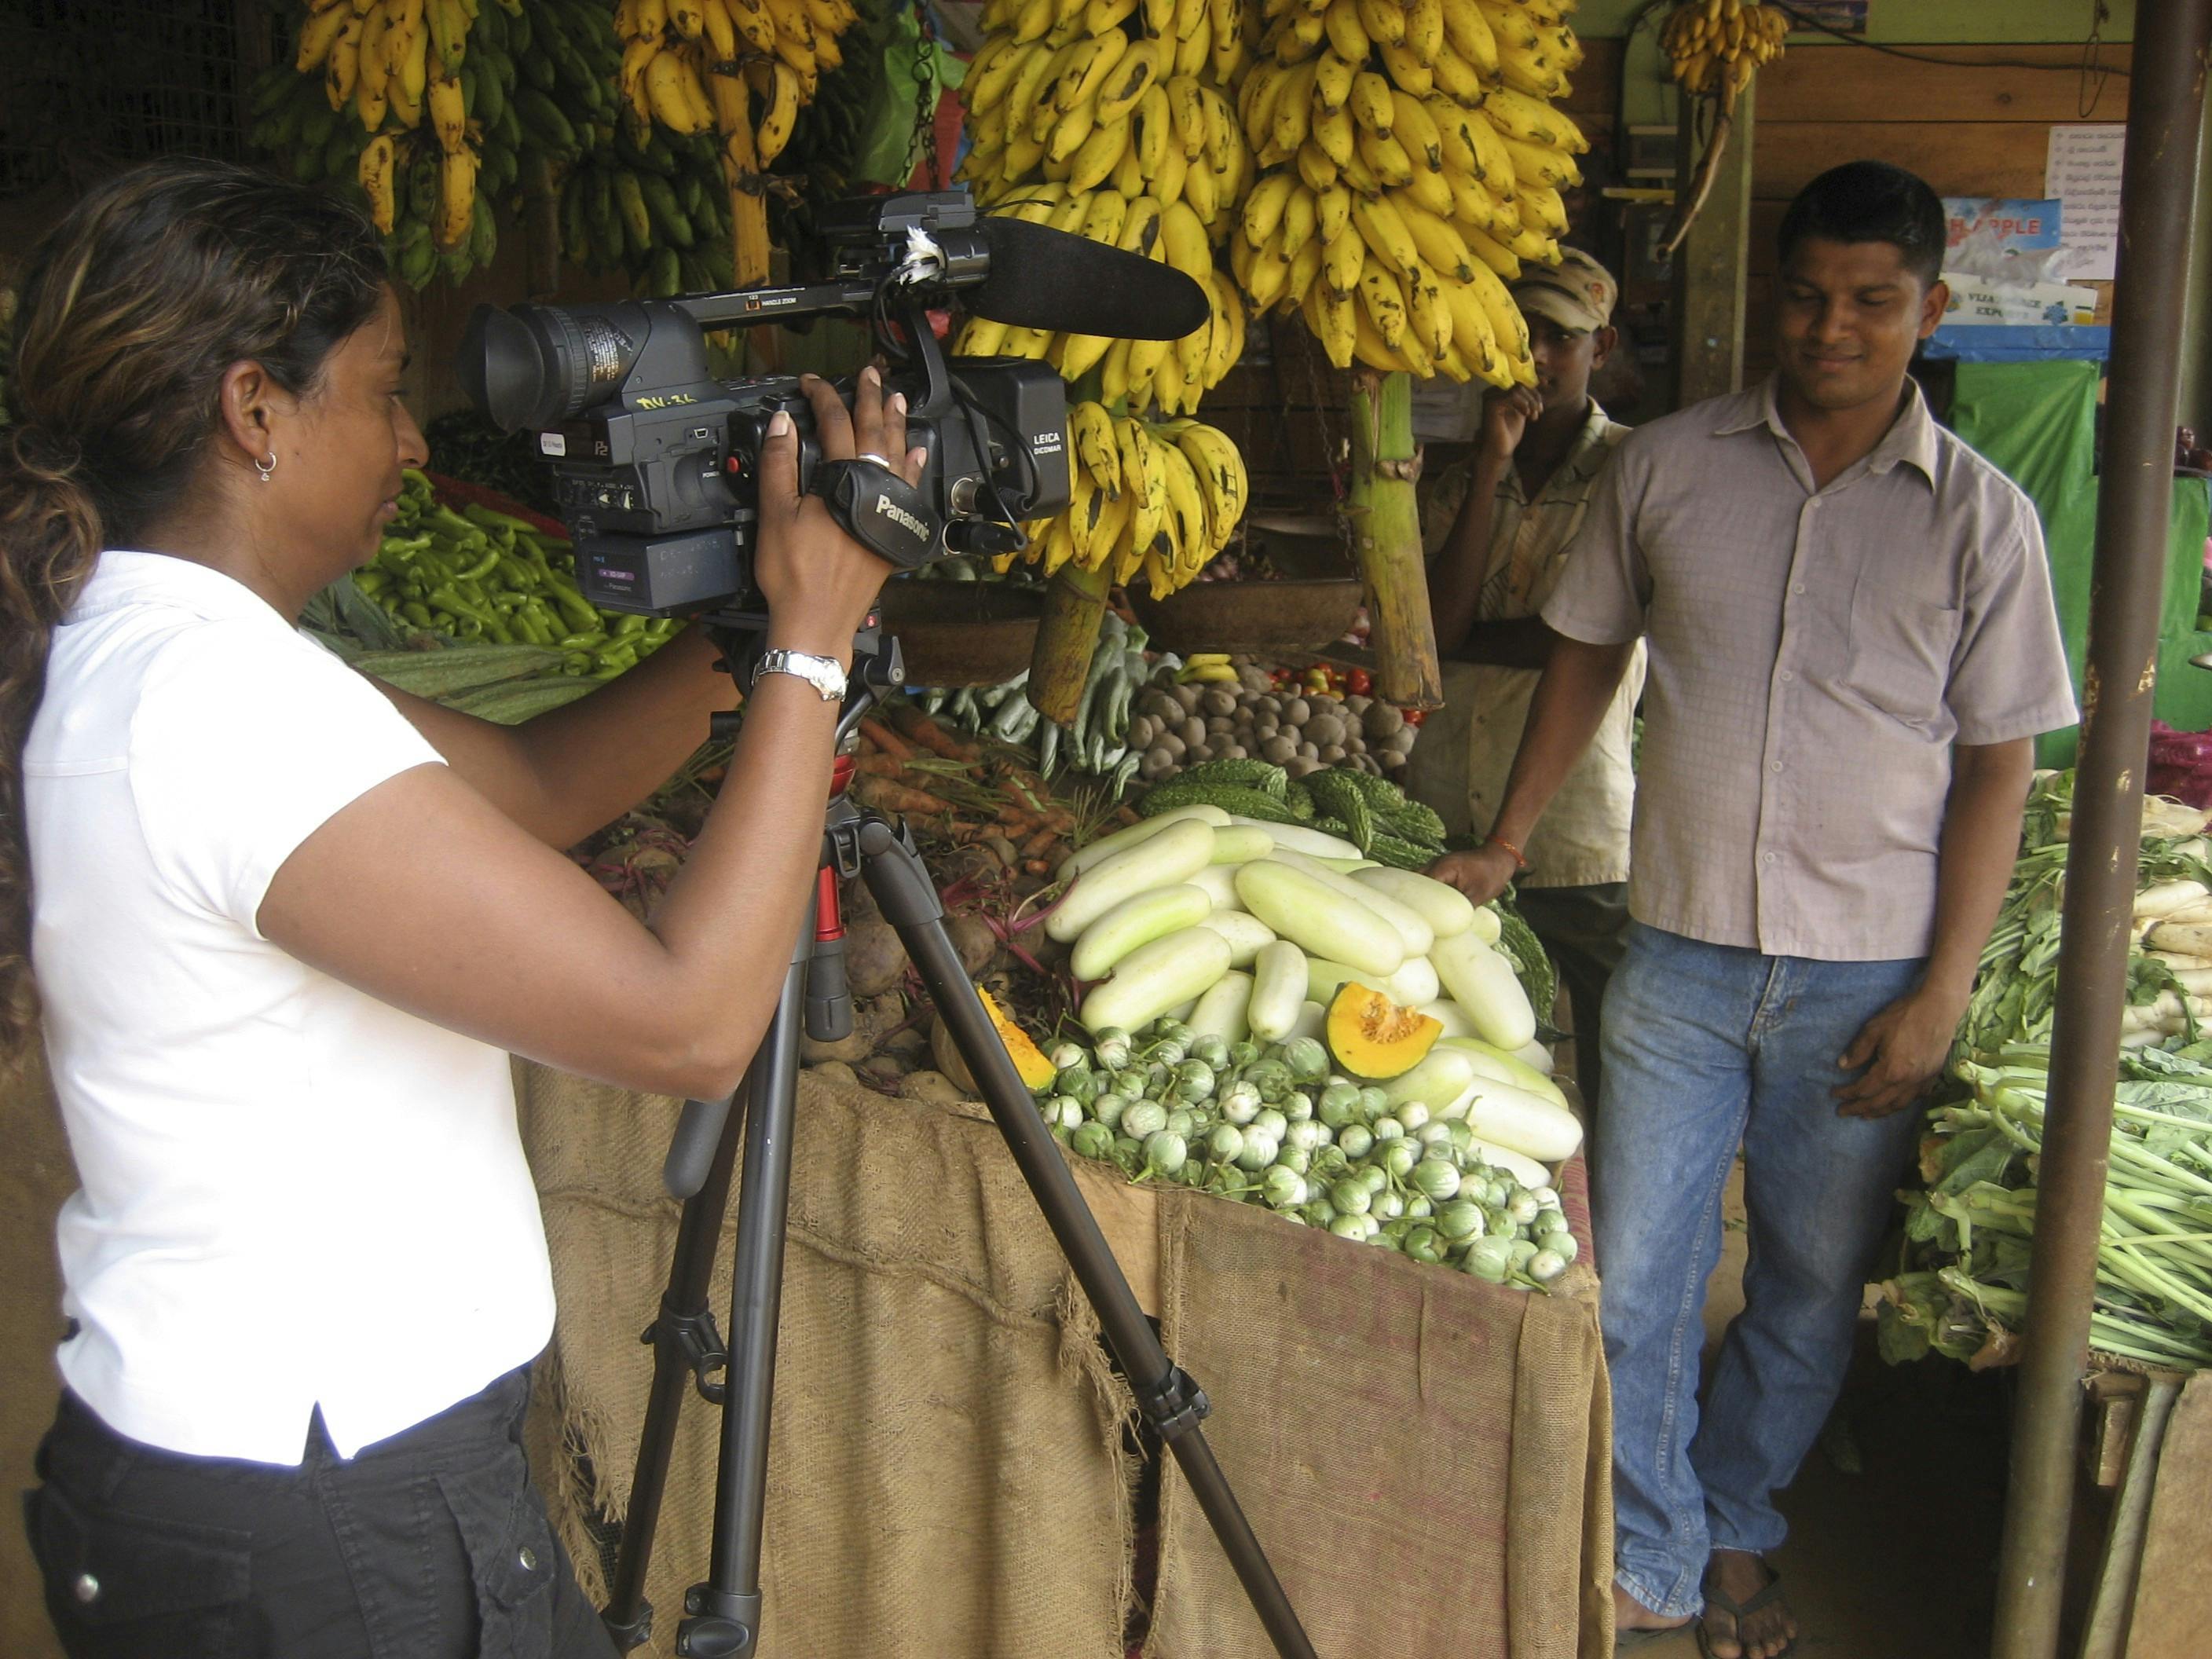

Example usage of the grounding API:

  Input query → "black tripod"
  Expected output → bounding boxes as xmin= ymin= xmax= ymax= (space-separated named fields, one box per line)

xmin=599 ymin=629 xmax=1316 ymax=1659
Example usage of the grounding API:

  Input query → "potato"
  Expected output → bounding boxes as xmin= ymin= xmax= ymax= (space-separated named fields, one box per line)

xmin=1351 ymin=753 xmax=1382 ymax=775
xmin=1159 ymin=731 xmax=1188 ymax=759
xmin=1343 ymin=732 xmax=1366 ymax=755
xmin=1366 ymin=701 xmax=1405 ymax=739
xmin=1385 ymin=725 xmax=1418 ymax=756
xmin=1200 ymin=687 xmax=1238 ymax=718
xmin=1139 ymin=690 xmax=1182 ymax=721
xmin=1308 ymin=693 xmax=1343 ymax=719
xmin=1285 ymin=756 xmax=1323 ymax=778
xmin=1255 ymin=717 xmax=1280 ymax=741
xmin=1284 ymin=697 xmax=1311 ymax=724
xmin=1129 ymin=714 xmax=1158 ymax=749
xmin=846 ymin=914 xmax=910 ymax=998
xmin=947 ymin=913 xmax=1002 ymax=977
xmin=1187 ymin=742 xmax=1216 ymax=764
xmin=1318 ymin=744 xmax=1346 ymax=764
xmin=1261 ymin=734 xmax=1298 ymax=764
xmin=1345 ymin=694 xmax=1373 ymax=716
xmin=1304 ymin=712 xmax=1347 ymax=749
xmin=1378 ymin=749 xmax=1406 ymax=771
xmin=1218 ymin=743 xmax=1248 ymax=760
xmin=1256 ymin=694 xmax=1282 ymax=716
xmin=1238 ymin=666 xmax=1274 ymax=694
xmin=1172 ymin=683 xmax=1203 ymax=712
xmin=1201 ymin=713 xmax=1228 ymax=735
xmin=1180 ymin=716 xmax=1207 ymax=748
xmin=1299 ymin=740 xmax=1320 ymax=760
xmin=1141 ymin=749 xmax=1178 ymax=779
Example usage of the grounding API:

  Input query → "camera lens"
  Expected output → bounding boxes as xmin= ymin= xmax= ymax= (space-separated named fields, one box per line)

xmin=459 ymin=303 xmax=643 ymax=434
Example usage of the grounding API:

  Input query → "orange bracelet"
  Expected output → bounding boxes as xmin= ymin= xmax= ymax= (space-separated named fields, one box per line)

xmin=1486 ymin=834 xmax=1530 ymax=871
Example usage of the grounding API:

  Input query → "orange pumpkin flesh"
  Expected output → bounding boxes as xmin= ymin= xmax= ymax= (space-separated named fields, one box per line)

xmin=934 ymin=987 xmax=1057 ymax=1093
xmin=1326 ymin=982 xmax=1443 ymax=1080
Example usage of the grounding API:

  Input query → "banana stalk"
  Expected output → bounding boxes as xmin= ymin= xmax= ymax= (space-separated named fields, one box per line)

xmin=1347 ymin=369 xmax=1440 ymax=709
xmin=1028 ymin=562 xmax=1114 ymax=726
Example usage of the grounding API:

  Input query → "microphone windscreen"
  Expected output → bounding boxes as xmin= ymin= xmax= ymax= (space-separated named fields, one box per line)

xmin=968 ymin=215 xmax=1211 ymax=342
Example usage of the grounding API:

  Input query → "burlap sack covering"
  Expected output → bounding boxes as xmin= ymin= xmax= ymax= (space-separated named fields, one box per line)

xmin=515 ymin=1063 xmax=1137 ymax=1659
xmin=1143 ymin=1159 xmax=1614 ymax=1659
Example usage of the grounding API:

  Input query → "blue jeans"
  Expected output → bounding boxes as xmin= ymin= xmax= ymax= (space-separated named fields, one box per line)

xmin=1595 ymin=924 xmax=1925 ymax=1620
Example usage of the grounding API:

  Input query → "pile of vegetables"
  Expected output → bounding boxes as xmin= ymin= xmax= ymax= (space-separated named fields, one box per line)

xmin=1960 ymin=771 xmax=2212 ymax=1055
xmin=928 ymin=611 xmax=1154 ymax=793
xmin=1036 ymin=1019 xmax=1582 ymax=1289
xmin=1881 ymin=1042 xmax=2212 ymax=1372
xmin=350 ymin=470 xmax=679 ymax=677
xmin=1131 ymin=660 xmax=1423 ymax=786
xmin=1136 ymin=756 xmax=1459 ymax=878
xmin=1050 ymin=801 xmax=1558 ymax=1079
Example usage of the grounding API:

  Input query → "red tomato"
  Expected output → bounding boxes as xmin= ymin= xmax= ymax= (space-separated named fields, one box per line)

xmin=1403 ymin=707 xmax=1428 ymax=727
xmin=1347 ymin=668 xmax=1372 ymax=696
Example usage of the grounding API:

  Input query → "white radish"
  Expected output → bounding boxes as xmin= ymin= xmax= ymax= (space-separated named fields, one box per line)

xmin=1056 ymin=804 xmax=1229 ymax=881
xmin=1235 ymin=859 xmax=1404 ymax=977
xmin=1470 ymin=904 xmax=1503 ymax=944
xmin=2148 ymin=921 xmax=2212 ymax=957
xmin=1247 ymin=942 xmax=1310 ymax=1042
xmin=1209 ymin=826 xmax=1275 ymax=865
xmin=1225 ymin=816 xmax=1363 ymax=859
xmin=1186 ymin=864 xmax=1246 ymax=912
xmin=1353 ymin=866 xmax=1480 ymax=939
xmin=2134 ymin=879 xmax=2212 ymax=920
xmin=1069 ymin=884 xmax=1213 ymax=982
xmin=1419 ymin=999 xmax=1480 ymax=1038
xmin=1430 ymin=932 xmax=1538 ymax=1049
xmin=1456 ymin=1079 xmax=1583 ymax=1162
xmin=1437 ymin=1036 xmax=1569 ymax=1110
xmin=1377 ymin=1048 xmax=1474 ymax=1111
xmin=1194 ymin=909 xmax=1278 ymax=967
xmin=1287 ymin=999 xmax=1328 ymax=1043
xmin=1080 ymin=925 xmax=1234 ymax=1033
xmin=1264 ymin=847 xmax=1435 ymax=958
xmin=1187 ymin=970 xmax=1256 ymax=1043
xmin=1380 ymin=955 xmax=1441 ymax=1007
xmin=1048 ymin=819 xmax=1218 ymax=942
xmin=1509 ymin=1036 xmax=1558 ymax=1076
xmin=1468 ymin=1137 xmax=1555 ymax=1188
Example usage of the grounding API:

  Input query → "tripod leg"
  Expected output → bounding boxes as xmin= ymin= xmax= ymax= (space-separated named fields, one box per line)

xmin=676 ymin=904 xmax=814 ymax=1659
xmin=602 ymin=1079 xmax=749 ymax=1652
xmin=851 ymin=811 xmax=1318 ymax=1659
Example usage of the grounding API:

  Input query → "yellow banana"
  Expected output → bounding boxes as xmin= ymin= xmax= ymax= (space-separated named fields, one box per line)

xmin=1354 ymin=0 xmax=1403 ymax=46
xmin=1067 ymin=119 xmax=1127 ymax=191
xmin=647 ymin=50 xmax=716 ymax=134
xmin=756 ymin=61 xmax=801 ymax=163
xmin=1321 ymin=219 xmax=1364 ymax=294
xmin=1316 ymin=184 xmax=1351 ymax=244
xmin=435 ymin=143 xmax=477 ymax=252
xmin=1276 ymin=182 xmax=1317 ymax=259
xmin=1518 ymin=180 xmax=1568 ymax=235
xmin=1071 ymin=401 xmax=1122 ymax=496
xmin=1119 ymin=419 xmax=1167 ymax=555
xmin=1133 ymin=82 xmax=1174 ymax=172
xmin=1481 ymin=86 xmax=1588 ymax=152
xmin=1397 ymin=163 xmax=1456 ymax=218
xmin=1168 ymin=72 xmax=1210 ymax=156
xmin=1399 ymin=202 xmax=1474 ymax=281
xmin=427 ymin=64 xmax=466 ymax=152
xmin=297 ymin=1 xmax=354 ymax=72
xmin=1463 ymin=222 xmax=1521 ymax=279
xmin=1377 ymin=41 xmax=1434 ymax=94
xmin=1295 ymin=140 xmax=1339 ymax=194
xmin=1356 ymin=127 xmax=1415 ymax=189
xmin=1052 ymin=30 xmax=1126 ymax=111
xmin=1174 ymin=421 xmax=1246 ymax=549
xmin=1390 ymin=90 xmax=1444 ymax=171
xmin=1349 ymin=71 xmax=1394 ymax=136
xmin=1269 ymin=60 xmax=1317 ymax=158
xmin=1242 ymin=228 xmax=1293 ymax=309
xmin=1240 ymin=170 xmax=1296 ymax=247
xmin=1505 ymin=135 xmax=1580 ymax=189
xmin=1428 ymin=43 xmax=1486 ymax=105
xmin=325 ymin=10 xmax=366 ymax=110
xmin=1322 ymin=0 xmax=1368 ymax=64
xmin=1094 ymin=38 xmax=1161 ymax=126
xmin=357 ymin=131 xmax=398 ymax=233
xmin=1350 ymin=192 xmax=1419 ymax=277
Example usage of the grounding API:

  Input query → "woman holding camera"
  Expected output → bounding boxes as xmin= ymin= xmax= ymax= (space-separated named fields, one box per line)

xmin=2 ymin=158 xmax=914 ymax=1657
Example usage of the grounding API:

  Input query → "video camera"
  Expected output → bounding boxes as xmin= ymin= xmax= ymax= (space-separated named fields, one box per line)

xmin=456 ymin=187 xmax=1207 ymax=627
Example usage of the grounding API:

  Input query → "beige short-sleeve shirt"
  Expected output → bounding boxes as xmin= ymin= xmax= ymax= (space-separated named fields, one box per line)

xmin=1411 ymin=402 xmax=1644 ymax=888
xmin=1541 ymin=377 xmax=2077 ymax=961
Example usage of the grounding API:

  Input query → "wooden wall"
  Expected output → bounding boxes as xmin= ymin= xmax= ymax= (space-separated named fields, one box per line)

xmin=1745 ymin=42 xmax=2132 ymax=379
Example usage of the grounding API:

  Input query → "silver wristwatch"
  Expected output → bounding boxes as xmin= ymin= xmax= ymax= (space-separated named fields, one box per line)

xmin=752 ymin=648 xmax=848 ymax=701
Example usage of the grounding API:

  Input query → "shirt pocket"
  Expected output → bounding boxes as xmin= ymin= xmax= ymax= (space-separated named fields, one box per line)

xmin=1845 ymin=579 xmax=1961 ymax=728
xmin=24 ymin=1480 xmax=254 ymax=1659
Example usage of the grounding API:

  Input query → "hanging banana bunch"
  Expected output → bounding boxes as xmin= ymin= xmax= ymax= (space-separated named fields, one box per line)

xmin=953 ymin=0 xmax=1259 ymax=419
xmin=613 ymin=0 xmax=863 ymax=288
xmin=255 ymin=0 xmax=620 ymax=289
xmin=1223 ymin=0 xmax=1583 ymax=383
xmin=999 ymin=402 xmax=1249 ymax=597
xmin=1657 ymin=0 xmax=1783 ymax=254
xmin=1660 ymin=0 xmax=1785 ymax=105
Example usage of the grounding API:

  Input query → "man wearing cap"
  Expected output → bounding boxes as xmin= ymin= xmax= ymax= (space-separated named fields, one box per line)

xmin=1412 ymin=247 xmax=1641 ymax=1101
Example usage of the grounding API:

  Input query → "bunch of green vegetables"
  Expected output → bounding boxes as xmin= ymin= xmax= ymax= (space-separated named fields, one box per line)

xmin=351 ymin=470 xmax=676 ymax=677
xmin=1038 ymin=1018 xmax=1580 ymax=1292
xmin=1881 ymin=1042 xmax=2212 ymax=1372
xmin=1960 ymin=769 xmax=2212 ymax=1057
xmin=1139 ymin=754 xmax=1450 ymax=871
xmin=931 ymin=611 xmax=1156 ymax=797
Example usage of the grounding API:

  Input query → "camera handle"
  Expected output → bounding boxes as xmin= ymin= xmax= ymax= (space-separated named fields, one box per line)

xmin=599 ymin=658 xmax=1317 ymax=1659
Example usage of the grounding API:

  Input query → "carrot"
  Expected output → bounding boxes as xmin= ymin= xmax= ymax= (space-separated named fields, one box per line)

xmin=888 ymin=701 xmax=980 ymax=761
xmin=859 ymin=717 xmax=912 ymax=760
xmin=853 ymin=775 xmax=960 ymax=819
xmin=1019 ymin=826 xmax=1061 ymax=860
xmin=855 ymin=753 xmax=908 ymax=778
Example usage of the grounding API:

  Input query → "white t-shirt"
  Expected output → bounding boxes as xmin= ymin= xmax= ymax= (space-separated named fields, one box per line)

xmin=25 ymin=551 xmax=556 ymax=1464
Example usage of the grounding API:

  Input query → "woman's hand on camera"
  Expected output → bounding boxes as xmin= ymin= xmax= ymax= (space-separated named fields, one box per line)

xmin=752 ymin=367 xmax=924 ymax=663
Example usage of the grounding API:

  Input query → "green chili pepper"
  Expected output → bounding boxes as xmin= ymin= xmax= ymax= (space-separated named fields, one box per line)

xmin=613 ymin=613 xmax=646 ymax=638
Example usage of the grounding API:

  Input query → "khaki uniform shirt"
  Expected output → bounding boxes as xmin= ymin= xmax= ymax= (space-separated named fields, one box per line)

xmin=1411 ymin=401 xmax=1644 ymax=888
xmin=1543 ymin=377 xmax=2078 ymax=961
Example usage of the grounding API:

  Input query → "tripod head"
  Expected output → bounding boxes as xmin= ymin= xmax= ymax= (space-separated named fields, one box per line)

xmin=703 ymin=609 xmax=907 ymax=751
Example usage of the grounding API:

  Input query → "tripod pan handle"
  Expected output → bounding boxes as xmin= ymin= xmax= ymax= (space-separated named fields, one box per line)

xmin=664 ymin=1092 xmax=736 ymax=1200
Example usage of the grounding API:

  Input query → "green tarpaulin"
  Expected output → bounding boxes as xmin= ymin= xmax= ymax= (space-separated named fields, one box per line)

xmin=1947 ymin=360 xmax=2212 ymax=767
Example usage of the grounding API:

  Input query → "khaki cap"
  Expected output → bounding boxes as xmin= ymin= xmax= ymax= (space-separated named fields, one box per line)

xmin=1510 ymin=247 xmax=1618 ymax=334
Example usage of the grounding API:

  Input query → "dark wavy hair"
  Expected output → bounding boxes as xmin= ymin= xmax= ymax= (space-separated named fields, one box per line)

xmin=1778 ymin=160 xmax=1948 ymax=289
xmin=0 ymin=157 xmax=388 ymax=1068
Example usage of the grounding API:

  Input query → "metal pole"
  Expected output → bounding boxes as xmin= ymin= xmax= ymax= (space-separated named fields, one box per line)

xmin=1991 ymin=12 xmax=2212 ymax=1657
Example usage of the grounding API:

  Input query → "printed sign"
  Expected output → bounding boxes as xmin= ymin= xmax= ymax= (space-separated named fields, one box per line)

xmin=2045 ymin=125 xmax=2126 ymax=282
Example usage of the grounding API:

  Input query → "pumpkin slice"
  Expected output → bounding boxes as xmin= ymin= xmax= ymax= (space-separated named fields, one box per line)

xmin=932 ymin=987 xmax=1057 ymax=1094
xmin=1326 ymin=981 xmax=1444 ymax=1080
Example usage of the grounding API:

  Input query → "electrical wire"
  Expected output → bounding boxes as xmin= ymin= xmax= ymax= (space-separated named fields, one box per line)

xmin=1766 ymin=1 xmax=2130 ymax=86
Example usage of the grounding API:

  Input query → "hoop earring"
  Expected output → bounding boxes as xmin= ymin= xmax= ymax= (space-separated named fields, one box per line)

xmin=255 ymin=452 xmax=276 ymax=484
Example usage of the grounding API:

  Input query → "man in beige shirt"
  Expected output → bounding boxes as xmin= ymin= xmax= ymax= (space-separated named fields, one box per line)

xmin=1411 ymin=249 xmax=1643 ymax=1098
xmin=1431 ymin=163 xmax=2075 ymax=1657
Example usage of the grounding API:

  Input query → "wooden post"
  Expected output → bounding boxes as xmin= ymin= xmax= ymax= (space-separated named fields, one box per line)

xmin=1347 ymin=369 xmax=1441 ymax=709
xmin=1669 ymin=76 xmax=1756 ymax=409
